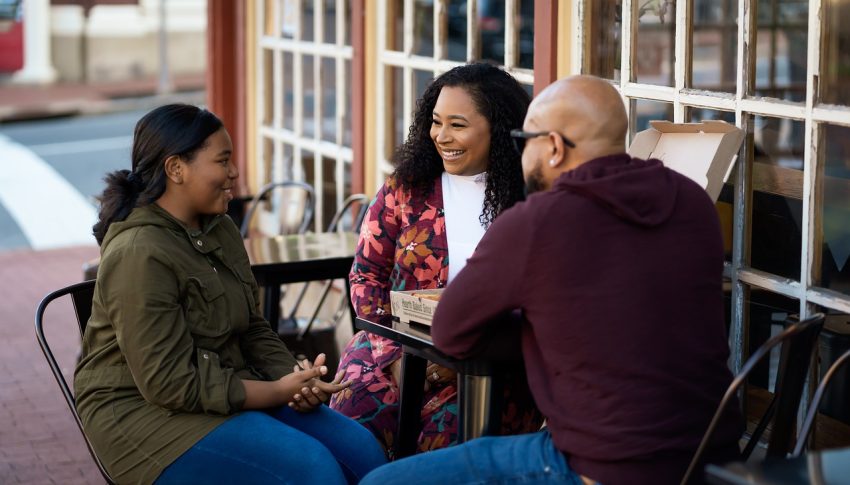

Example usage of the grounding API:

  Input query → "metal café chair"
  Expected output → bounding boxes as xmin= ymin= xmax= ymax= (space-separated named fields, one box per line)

xmin=279 ymin=194 xmax=369 ymax=373
xmin=240 ymin=180 xmax=316 ymax=238
xmin=34 ymin=279 xmax=116 ymax=484
xmin=792 ymin=347 xmax=850 ymax=456
xmin=680 ymin=312 xmax=826 ymax=485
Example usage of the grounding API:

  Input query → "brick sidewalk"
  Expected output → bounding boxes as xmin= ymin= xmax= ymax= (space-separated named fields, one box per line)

xmin=0 ymin=245 xmax=101 ymax=484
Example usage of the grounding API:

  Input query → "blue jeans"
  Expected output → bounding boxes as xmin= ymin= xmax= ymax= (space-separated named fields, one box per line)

xmin=156 ymin=405 xmax=387 ymax=485
xmin=361 ymin=430 xmax=587 ymax=485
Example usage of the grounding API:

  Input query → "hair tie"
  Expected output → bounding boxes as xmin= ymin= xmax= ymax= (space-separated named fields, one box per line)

xmin=127 ymin=172 xmax=145 ymax=192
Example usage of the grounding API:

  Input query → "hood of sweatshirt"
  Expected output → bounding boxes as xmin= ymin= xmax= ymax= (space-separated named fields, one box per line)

xmin=101 ymin=203 xmax=223 ymax=251
xmin=554 ymin=153 xmax=680 ymax=227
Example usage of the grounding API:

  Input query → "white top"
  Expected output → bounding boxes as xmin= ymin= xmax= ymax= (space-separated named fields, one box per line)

xmin=441 ymin=171 xmax=487 ymax=284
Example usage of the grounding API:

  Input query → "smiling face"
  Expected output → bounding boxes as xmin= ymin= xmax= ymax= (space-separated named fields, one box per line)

xmin=180 ymin=128 xmax=237 ymax=225
xmin=429 ymin=86 xmax=491 ymax=176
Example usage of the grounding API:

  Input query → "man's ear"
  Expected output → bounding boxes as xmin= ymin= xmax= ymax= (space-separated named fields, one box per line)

xmin=163 ymin=155 xmax=184 ymax=184
xmin=548 ymin=131 xmax=568 ymax=167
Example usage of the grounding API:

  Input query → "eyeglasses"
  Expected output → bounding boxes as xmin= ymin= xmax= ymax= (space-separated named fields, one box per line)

xmin=510 ymin=129 xmax=576 ymax=154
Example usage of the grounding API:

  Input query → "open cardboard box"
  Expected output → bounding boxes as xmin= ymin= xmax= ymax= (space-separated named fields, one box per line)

xmin=628 ymin=120 xmax=745 ymax=202
xmin=390 ymin=289 xmax=443 ymax=326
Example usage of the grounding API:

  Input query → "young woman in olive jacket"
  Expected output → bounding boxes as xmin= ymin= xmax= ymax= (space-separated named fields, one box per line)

xmin=74 ymin=104 xmax=387 ymax=484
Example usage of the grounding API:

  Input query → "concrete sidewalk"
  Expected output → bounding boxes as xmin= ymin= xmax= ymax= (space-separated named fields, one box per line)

xmin=0 ymin=244 xmax=101 ymax=484
xmin=0 ymin=73 xmax=206 ymax=123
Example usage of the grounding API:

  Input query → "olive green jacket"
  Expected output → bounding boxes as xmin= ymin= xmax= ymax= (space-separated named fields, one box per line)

xmin=74 ymin=204 xmax=298 ymax=484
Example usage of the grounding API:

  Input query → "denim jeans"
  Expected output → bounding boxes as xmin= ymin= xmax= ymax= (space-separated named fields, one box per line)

xmin=360 ymin=430 xmax=588 ymax=485
xmin=155 ymin=405 xmax=387 ymax=485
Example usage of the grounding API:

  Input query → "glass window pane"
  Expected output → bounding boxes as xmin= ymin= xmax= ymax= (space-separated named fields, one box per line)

xmin=820 ymin=124 xmax=850 ymax=294
xmin=389 ymin=0 xmax=404 ymax=51
xmin=691 ymin=0 xmax=738 ymax=92
xmin=303 ymin=55 xmax=316 ymax=137
xmin=817 ymin=310 xmax=850 ymax=425
xmin=633 ymin=99 xmax=673 ymax=135
xmin=283 ymin=52 xmax=294 ymax=131
xmin=262 ymin=49 xmax=274 ymax=126
xmin=414 ymin=69 xmax=433 ymax=102
xmin=478 ymin=0 xmax=506 ymax=64
xmin=321 ymin=57 xmax=336 ymax=143
xmin=687 ymin=108 xmax=737 ymax=261
xmin=344 ymin=59 xmax=352 ymax=148
xmin=750 ymin=115 xmax=805 ymax=281
xmin=745 ymin=289 xmax=799 ymax=391
xmin=754 ymin=0 xmax=808 ymax=102
xmin=414 ymin=0 xmax=434 ymax=57
xmin=323 ymin=0 xmax=336 ymax=44
xmin=820 ymin=0 xmax=850 ymax=106
xmin=301 ymin=0 xmax=315 ymax=42
xmin=345 ymin=0 xmax=351 ymax=45
xmin=587 ymin=0 xmax=622 ymax=81
xmin=517 ymin=0 xmax=534 ymax=69
xmin=389 ymin=66 xmax=404 ymax=159
xmin=635 ymin=0 xmax=675 ymax=86
xmin=446 ymin=0 xmax=467 ymax=62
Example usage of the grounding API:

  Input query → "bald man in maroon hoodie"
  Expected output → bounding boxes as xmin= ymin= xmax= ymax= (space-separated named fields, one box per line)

xmin=360 ymin=75 xmax=742 ymax=485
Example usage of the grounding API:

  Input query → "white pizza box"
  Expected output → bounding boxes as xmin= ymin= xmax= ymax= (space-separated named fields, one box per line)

xmin=628 ymin=120 xmax=745 ymax=201
xmin=389 ymin=289 xmax=444 ymax=326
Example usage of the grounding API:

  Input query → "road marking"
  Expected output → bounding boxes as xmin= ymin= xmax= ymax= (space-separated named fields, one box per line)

xmin=28 ymin=135 xmax=133 ymax=157
xmin=0 ymin=135 xmax=97 ymax=250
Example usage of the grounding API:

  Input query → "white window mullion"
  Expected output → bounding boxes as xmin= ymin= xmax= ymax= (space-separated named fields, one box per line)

xmin=404 ymin=0 xmax=414 ymax=56
xmin=467 ymin=0 xmax=479 ymax=61
xmin=504 ymin=0 xmax=518 ymax=69
xmin=620 ymin=0 xmax=635 ymax=140
xmin=672 ymin=0 xmax=689 ymax=123
xmin=256 ymin=0 xmax=268 ymax=191
xmin=434 ymin=0 xmax=446 ymax=61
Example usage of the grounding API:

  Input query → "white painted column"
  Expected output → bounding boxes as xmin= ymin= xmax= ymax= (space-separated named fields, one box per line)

xmin=12 ymin=0 xmax=57 ymax=84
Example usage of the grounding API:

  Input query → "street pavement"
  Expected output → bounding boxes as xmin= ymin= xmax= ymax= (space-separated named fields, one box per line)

xmin=0 ymin=76 xmax=204 ymax=483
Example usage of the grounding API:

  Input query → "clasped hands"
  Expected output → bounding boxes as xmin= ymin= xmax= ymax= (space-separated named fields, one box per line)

xmin=283 ymin=353 xmax=351 ymax=413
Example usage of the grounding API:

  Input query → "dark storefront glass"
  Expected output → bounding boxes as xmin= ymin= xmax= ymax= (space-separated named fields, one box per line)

xmin=691 ymin=0 xmax=738 ymax=92
xmin=749 ymin=115 xmax=804 ymax=281
xmin=635 ymin=0 xmax=676 ymax=86
xmin=753 ymin=0 xmax=808 ymax=102
xmin=586 ymin=0 xmax=622 ymax=81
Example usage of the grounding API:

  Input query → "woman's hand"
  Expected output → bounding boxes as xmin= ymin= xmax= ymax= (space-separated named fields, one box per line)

xmin=287 ymin=353 xmax=352 ymax=413
xmin=425 ymin=363 xmax=456 ymax=390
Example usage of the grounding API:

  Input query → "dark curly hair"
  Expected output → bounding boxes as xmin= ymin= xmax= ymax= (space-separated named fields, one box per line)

xmin=393 ymin=62 xmax=530 ymax=226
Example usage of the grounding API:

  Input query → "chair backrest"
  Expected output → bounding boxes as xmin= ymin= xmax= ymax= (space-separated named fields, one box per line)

xmin=34 ymin=279 xmax=115 ymax=484
xmin=327 ymin=193 xmax=369 ymax=233
xmin=680 ymin=312 xmax=825 ymax=485
xmin=240 ymin=181 xmax=316 ymax=238
xmin=792 ymin=347 xmax=850 ymax=456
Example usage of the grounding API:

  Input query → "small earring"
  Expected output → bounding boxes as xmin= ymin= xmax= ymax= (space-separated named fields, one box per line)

xmin=548 ymin=159 xmax=557 ymax=167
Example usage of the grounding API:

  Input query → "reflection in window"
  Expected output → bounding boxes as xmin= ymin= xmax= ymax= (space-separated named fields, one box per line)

xmin=301 ymin=0 xmax=314 ymax=42
xmin=691 ymin=0 xmax=738 ymax=92
xmin=344 ymin=59 xmax=352 ymax=147
xmin=820 ymin=0 xmax=850 ymax=106
xmin=303 ymin=55 xmax=315 ymax=137
xmin=516 ymin=0 xmax=534 ymax=69
xmin=446 ymin=0 xmax=468 ymax=61
xmin=475 ymin=0 xmax=534 ymax=68
xmin=743 ymin=289 xmax=799 ymax=391
xmin=587 ymin=0 xmax=621 ymax=81
xmin=632 ymin=99 xmax=673 ymax=135
xmin=414 ymin=69 xmax=433 ymax=102
xmin=321 ymin=57 xmax=336 ymax=144
xmin=390 ymin=0 xmax=404 ymax=52
xmin=323 ymin=0 xmax=336 ymax=44
xmin=754 ymin=0 xmax=808 ymax=102
xmin=390 ymin=66 xmax=404 ymax=157
xmin=750 ymin=115 xmax=804 ymax=281
xmin=635 ymin=0 xmax=675 ymax=86
xmin=414 ymin=0 xmax=434 ymax=57
xmin=283 ymin=52 xmax=294 ymax=131
xmin=820 ymin=124 xmax=850 ymax=294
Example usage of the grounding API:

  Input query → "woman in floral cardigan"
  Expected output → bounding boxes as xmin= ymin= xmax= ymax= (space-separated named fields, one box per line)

xmin=329 ymin=63 xmax=542 ymax=457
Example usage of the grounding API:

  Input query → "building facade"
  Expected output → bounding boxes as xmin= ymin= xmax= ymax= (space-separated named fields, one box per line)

xmin=210 ymin=0 xmax=850 ymax=431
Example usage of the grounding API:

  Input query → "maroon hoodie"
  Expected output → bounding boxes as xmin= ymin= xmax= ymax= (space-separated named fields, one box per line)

xmin=432 ymin=154 xmax=741 ymax=484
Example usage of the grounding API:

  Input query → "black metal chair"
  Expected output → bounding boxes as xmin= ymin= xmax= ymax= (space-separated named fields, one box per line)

xmin=240 ymin=181 xmax=316 ymax=238
xmin=792 ymin=346 xmax=850 ymax=456
xmin=34 ymin=279 xmax=115 ymax=484
xmin=681 ymin=312 xmax=826 ymax=485
xmin=278 ymin=194 xmax=369 ymax=374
